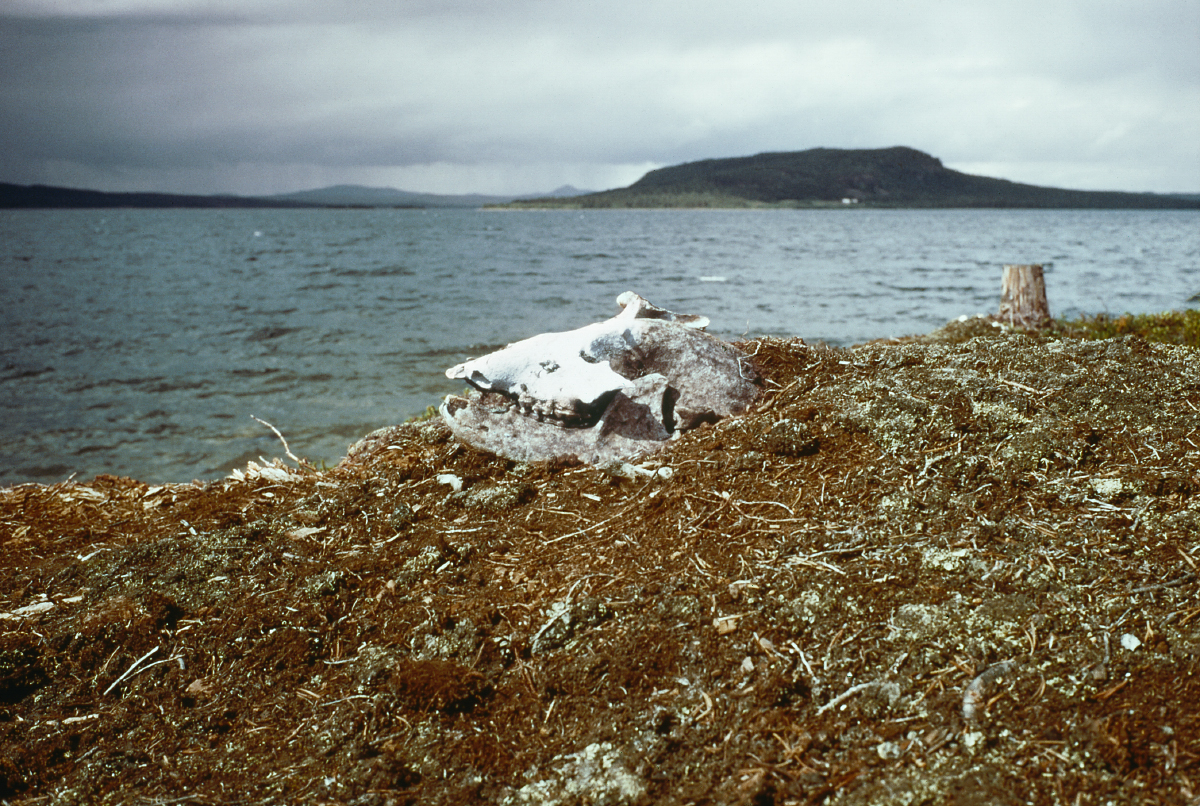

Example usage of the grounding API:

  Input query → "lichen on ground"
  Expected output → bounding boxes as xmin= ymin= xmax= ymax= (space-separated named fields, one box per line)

xmin=1 ymin=324 xmax=1197 ymax=805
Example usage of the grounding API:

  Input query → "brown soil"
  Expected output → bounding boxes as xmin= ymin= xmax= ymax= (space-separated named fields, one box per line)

xmin=2 ymin=319 xmax=1198 ymax=805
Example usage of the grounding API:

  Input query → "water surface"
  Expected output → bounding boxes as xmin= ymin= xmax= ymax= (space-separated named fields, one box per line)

xmin=2 ymin=208 xmax=1196 ymax=484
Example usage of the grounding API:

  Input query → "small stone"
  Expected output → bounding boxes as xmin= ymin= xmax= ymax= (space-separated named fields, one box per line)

xmin=1091 ymin=478 xmax=1125 ymax=500
xmin=436 ymin=473 xmax=463 ymax=492
xmin=876 ymin=740 xmax=903 ymax=760
xmin=1120 ymin=633 xmax=1142 ymax=651
xmin=961 ymin=730 xmax=985 ymax=752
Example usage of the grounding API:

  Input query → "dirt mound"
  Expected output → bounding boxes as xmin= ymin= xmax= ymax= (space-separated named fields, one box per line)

xmin=2 ymin=326 xmax=1198 ymax=805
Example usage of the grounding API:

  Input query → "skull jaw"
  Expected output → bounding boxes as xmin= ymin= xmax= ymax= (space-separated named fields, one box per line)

xmin=439 ymin=374 xmax=672 ymax=465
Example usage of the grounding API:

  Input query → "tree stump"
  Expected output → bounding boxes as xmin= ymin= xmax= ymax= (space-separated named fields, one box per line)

xmin=998 ymin=264 xmax=1051 ymax=329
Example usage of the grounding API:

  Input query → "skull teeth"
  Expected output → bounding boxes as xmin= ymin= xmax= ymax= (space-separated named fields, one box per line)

xmin=509 ymin=392 xmax=593 ymax=428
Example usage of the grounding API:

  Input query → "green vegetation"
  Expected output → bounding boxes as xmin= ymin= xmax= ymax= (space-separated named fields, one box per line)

xmin=405 ymin=404 xmax=441 ymax=423
xmin=1049 ymin=309 xmax=1200 ymax=347
xmin=500 ymin=147 xmax=1200 ymax=210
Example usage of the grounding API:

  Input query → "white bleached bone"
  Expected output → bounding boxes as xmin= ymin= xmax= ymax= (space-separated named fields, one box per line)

xmin=445 ymin=291 xmax=711 ymax=425
xmin=440 ymin=292 xmax=759 ymax=464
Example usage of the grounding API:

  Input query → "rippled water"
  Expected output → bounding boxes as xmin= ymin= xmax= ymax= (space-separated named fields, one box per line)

xmin=2 ymin=208 xmax=1197 ymax=485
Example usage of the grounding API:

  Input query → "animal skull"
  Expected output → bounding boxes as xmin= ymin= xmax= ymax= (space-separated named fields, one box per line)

xmin=440 ymin=292 xmax=759 ymax=464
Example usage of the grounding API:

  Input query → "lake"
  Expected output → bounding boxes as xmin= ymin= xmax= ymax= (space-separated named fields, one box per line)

xmin=2 ymin=208 xmax=1197 ymax=485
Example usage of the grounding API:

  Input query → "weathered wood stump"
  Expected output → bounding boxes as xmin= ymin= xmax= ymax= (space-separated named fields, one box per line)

xmin=998 ymin=264 xmax=1051 ymax=329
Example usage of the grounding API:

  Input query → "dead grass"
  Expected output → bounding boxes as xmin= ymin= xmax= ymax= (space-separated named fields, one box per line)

xmin=1 ymin=327 xmax=1198 ymax=805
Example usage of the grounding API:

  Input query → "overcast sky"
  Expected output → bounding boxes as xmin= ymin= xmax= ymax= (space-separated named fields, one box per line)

xmin=2 ymin=0 xmax=1198 ymax=196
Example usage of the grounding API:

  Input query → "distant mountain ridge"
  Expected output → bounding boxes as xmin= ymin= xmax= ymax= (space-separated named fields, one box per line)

xmin=0 ymin=183 xmax=322 ymax=209
xmin=266 ymin=184 xmax=594 ymax=208
xmin=3 ymin=150 xmax=1196 ymax=209
xmin=504 ymin=147 xmax=1200 ymax=209
xmin=0 ymin=182 xmax=595 ymax=209
xmin=267 ymin=185 xmax=507 ymax=208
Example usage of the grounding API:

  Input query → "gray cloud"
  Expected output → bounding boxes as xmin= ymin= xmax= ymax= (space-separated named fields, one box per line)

xmin=2 ymin=0 xmax=1197 ymax=194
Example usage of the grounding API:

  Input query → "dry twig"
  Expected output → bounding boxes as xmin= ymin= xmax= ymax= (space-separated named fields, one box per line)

xmin=251 ymin=415 xmax=304 ymax=467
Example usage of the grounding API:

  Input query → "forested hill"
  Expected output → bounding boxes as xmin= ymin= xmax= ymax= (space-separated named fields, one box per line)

xmin=504 ymin=147 xmax=1200 ymax=209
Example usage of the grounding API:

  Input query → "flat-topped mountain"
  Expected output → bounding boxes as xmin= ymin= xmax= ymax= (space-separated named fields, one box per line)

xmin=504 ymin=146 xmax=1200 ymax=209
